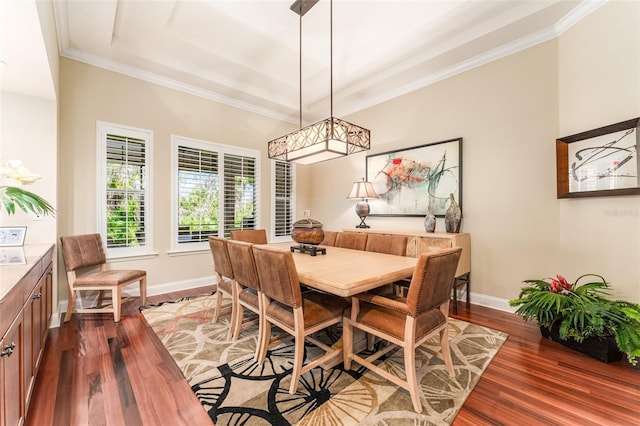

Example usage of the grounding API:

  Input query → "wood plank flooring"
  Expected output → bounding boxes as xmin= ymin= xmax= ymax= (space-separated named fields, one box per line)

xmin=26 ymin=288 xmax=640 ymax=426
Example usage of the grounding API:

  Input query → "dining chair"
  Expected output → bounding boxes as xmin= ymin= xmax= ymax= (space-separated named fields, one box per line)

xmin=335 ymin=232 xmax=368 ymax=250
xmin=252 ymin=245 xmax=349 ymax=394
xmin=208 ymin=236 xmax=236 ymax=336
xmin=226 ymin=240 xmax=263 ymax=350
xmin=59 ymin=233 xmax=147 ymax=323
xmin=230 ymin=229 xmax=268 ymax=244
xmin=320 ymin=230 xmax=338 ymax=246
xmin=364 ymin=233 xmax=409 ymax=297
xmin=343 ymin=247 xmax=462 ymax=412
xmin=365 ymin=233 xmax=408 ymax=256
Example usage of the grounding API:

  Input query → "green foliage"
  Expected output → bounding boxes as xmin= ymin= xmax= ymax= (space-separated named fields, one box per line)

xmin=1 ymin=186 xmax=55 ymax=216
xmin=509 ymin=274 xmax=640 ymax=365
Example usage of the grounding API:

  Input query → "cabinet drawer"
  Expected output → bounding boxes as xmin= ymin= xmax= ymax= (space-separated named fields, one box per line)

xmin=0 ymin=284 xmax=22 ymax=339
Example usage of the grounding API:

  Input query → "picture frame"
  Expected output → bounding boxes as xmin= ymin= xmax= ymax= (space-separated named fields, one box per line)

xmin=0 ymin=226 xmax=27 ymax=247
xmin=0 ymin=247 xmax=26 ymax=265
xmin=556 ymin=117 xmax=640 ymax=198
xmin=366 ymin=138 xmax=462 ymax=217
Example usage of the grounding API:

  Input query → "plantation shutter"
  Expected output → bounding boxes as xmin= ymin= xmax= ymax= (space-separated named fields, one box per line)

xmin=105 ymin=134 xmax=147 ymax=249
xmin=274 ymin=161 xmax=295 ymax=237
xmin=177 ymin=146 xmax=219 ymax=244
xmin=223 ymin=153 xmax=257 ymax=238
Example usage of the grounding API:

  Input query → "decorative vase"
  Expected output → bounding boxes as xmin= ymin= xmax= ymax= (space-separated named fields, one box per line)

xmin=540 ymin=322 xmax=623 ymax=363
xmin=424 ymin=205 xmax=436 ymax=233
xmin=444 ymin=193 xmax=461 ymax=233
xmin=291 ymin=218 xmax=325 ymax=245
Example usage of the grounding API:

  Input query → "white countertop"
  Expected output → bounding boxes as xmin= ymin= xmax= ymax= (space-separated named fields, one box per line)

xmin=0 ymin=243 xmax=54 ymax=301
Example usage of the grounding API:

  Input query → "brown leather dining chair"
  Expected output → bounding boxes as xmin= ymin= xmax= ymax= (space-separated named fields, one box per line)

xmin=208 ymin=236 xmax=236 ymax=336
xmin=252 ymin=245 xmax=349 ymax=394
xmin=230 ymin=229 xmax=268 ymax=244
xmin=343 ymin=247 xmax=462 ymax=412
xmin=320 ymin=230 xmax=338 ymax=247
xmin=226 ymin=240 xmax=263 ymax=349
xmin=59 ymin=233 xmax=147 ymax=323
xmin=365 ymin=233 xmax=408 ymax=256
xmin=334 ymin=232 xmax=368 ymax=250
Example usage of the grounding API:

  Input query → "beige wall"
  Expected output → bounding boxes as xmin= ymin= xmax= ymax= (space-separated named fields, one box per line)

xmin=557 ymin=1 xmax=640 ymax=302
xmin=310 ymin=1 xmax=639 ymax=305
xmin=58 ymin=59 xmax=295 ymax=301
xmin=311 ymin=40 xmax=560 ymax=308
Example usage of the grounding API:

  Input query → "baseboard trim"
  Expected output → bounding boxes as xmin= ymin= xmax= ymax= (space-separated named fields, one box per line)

xmin=469 ymin=292 xmax=516 ymax=313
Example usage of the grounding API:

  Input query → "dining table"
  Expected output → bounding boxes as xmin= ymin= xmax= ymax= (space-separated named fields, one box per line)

xmin=267 ymin=242 xmax=418 ymax=297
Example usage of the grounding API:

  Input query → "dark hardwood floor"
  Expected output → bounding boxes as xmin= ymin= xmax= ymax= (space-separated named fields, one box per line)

xmin=26 ymin=288 xmax=640 ymax=426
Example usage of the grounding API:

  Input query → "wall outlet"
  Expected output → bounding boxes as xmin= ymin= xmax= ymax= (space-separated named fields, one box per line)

xmin=303 ymin=209 xmax=311 ymax=218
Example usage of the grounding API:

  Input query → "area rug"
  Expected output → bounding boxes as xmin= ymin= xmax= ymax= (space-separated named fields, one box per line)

xmin=140 ymin=293 xmax=507 ymax=425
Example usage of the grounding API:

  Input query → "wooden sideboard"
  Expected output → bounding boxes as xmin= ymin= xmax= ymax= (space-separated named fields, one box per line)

xmin=0 ymin=244 xmax=54 ymax=426
xmin=342 ymin=228 xmax=471 ymax=313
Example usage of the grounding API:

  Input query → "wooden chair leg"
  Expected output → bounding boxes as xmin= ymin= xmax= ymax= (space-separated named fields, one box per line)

xmin=230 ymin=303 xmax=244 ymax=341
xmin=404 ymin=318 xmax=422 ymax=412
xmin=113 ymin=287 xmax=122 ymax=322
xmin=342 ymin=317 xmax=353 ymax=370
xmin=64 ymin=290 xmax=76 ymax=322
xmin=256 ymin=320 xmax=271 ymax=365
xmin=140 ymin=276 xmax=147 ymax=305
xmin=440 ymin=324 xmax=454 ymax=376
xmin=288 ymin=328 xmax=305 ymax=395
xmin=213 ymin=288 xmax=223 ymax=323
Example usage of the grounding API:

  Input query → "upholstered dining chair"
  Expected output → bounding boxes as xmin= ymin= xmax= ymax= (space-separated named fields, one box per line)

xmin=230 ymin=229 xmax=268 ymax=244
xmin=252 ymin=245 xmax=349 ymax=394
xmin=364 ymin=233 xmax=409 ymax=297
xmin=343 ymin=247 xmax=462 ymax=412
xmin=334 ymin=232 xmax=368 ymax=250
xmin=320 ymin=230 xmax=338 ymax=247
xmin=226 ymin=240 xmax=263 ymax=349
xmin=59 ymin=233 xmax=147 ymax=323
xmin=208 ymin=236 xmax=236 ymax=336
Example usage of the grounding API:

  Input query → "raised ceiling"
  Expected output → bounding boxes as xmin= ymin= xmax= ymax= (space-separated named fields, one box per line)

xmin=4 ymin=1 xmax=605 ymax=123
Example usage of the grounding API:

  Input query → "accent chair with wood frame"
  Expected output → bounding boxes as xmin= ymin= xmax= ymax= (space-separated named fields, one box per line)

xmin=343 ymin=247 xmax=462 ymax=412
xmin=252 ymin=244 xmax=349 ymax=394
xmin=59 ymin=233 xmax=147 ymax=323
xmin=334 ymin=231 xmax=367 ymax=250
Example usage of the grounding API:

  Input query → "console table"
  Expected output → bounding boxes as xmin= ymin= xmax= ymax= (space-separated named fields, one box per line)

xmin=342 ymin=228 xmax=471 ymax=313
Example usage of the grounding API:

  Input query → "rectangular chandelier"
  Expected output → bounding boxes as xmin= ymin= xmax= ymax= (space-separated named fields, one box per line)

xmin=268 ymin=117 xmax=370 ymax=165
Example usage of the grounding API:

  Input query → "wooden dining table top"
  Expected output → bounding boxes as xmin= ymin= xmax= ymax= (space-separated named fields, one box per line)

xmin=267 ymin=242 xmax=417 ymax=297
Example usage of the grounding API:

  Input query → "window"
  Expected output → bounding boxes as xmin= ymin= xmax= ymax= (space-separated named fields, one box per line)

xmin=271 ymin=160 xmax=295 ymax=241
xmin=97 ymin=122 xmax=153 ymax=258
xmin=171 ymin=136 xmax=260 ymax=251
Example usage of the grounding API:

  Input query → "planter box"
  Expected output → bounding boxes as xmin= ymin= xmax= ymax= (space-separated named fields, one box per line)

xmin=540 ymin=323 xmax=623 ymax=363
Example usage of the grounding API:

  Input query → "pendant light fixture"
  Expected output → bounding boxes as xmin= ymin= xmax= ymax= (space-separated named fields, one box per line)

xmin=267 ymin=0 xmax=370 ymax=165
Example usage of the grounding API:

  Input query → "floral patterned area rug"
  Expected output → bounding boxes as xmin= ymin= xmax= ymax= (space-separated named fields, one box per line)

xmin=140 ymin=293 xmax=507 ymax=425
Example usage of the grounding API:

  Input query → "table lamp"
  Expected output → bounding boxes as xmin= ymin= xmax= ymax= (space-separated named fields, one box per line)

xmin=347 ymin=178 xmax=379 ymax=228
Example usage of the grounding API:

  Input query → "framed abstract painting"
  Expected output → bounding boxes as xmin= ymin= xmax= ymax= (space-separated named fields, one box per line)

xmin=366 ymin=138 xmax=462 ymax=217
xmin=556 ymin=117 xmax=640 ymax=198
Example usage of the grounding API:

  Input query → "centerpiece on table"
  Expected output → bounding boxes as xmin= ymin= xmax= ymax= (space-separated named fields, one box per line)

xmin=509 ymin=274 xmax=640 ymax=365
xmin=0 ymin=160 xmax=55 ymax=216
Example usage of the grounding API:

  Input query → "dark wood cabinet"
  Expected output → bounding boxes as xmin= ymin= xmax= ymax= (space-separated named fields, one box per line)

xmin=0 ymin=245 xmax=54 ymax=426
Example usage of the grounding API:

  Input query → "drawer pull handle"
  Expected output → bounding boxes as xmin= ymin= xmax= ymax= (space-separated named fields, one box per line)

xmin=32 ymin=293 xmax=42 ymax=300
xmin=1 ymin=342 xmax=16 ymax=357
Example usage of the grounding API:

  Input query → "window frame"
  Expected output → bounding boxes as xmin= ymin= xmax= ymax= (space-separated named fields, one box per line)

xmin=96 ymin=121 xmax=154 ymax=259
xmin=170 ymin=135 xmax=261 ymax=253
xmin=270 ymin=160 xmax=296 ymax=242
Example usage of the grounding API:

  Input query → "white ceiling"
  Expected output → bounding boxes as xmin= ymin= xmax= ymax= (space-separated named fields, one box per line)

xmin=2 ymin=1 xmax=605 ymax=123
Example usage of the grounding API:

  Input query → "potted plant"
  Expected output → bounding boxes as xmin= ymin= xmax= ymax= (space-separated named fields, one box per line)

xmin=509 ymin=274 xmax=640 ymax=365
xmin=0 ymin=160 xmax=55 ymax=216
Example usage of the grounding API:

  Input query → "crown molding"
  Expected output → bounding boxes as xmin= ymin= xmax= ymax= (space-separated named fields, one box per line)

xmin=60 ymin=47 xmax=298 ymax=124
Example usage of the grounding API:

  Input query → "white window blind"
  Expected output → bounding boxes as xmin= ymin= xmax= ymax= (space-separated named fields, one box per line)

xmin=274 ymin=161 xmax=295 ymax=238
xmin=177 ymin=146 xmax=219 ymax=244
xmin=171 ymin=136 xmax=260 ymax=250
xmin=98 ymin=122 xmax=153 ymax=257
xmin=223 ymin=153 xmax=257 ymax=238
